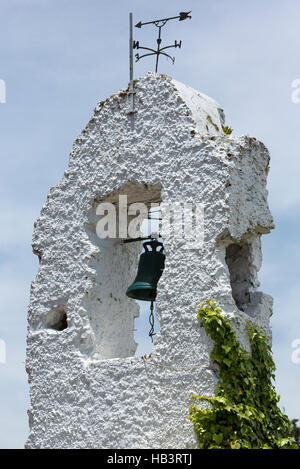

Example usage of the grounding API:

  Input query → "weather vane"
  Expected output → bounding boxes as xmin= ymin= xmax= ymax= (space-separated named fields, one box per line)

xmin=128 ymin=12 xmax=192 ymax=114
xmin=133 ymin=11 xmax=192 ymax=73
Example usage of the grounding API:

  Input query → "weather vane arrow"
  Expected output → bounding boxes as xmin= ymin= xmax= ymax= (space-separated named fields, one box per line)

xmin=135 ymin=11 xmax=192 ymax=29
xmin=133 ymin=11 xmax=192 ymax=73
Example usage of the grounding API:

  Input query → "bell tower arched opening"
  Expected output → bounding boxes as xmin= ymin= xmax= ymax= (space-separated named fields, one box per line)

xmin=83 ymin=182 xmax=163 ymax=360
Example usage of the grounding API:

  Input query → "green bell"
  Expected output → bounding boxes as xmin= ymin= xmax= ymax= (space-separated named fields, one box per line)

xmin=126 ymin=240 xmax=165 ymax=302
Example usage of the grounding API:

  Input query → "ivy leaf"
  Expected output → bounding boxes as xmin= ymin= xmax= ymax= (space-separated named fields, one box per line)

xmin=213 ymin=433 xmax=223 ymax=445
xmin=230 ymin=441 xmax=241 ymax=449
xmin=221 ymin=344 xmax=232 ymax=354
xmin=223 ymin=358 xmax=232 ymax=367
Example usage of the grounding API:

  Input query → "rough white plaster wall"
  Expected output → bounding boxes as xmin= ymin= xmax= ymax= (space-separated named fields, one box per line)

xmin=26 ymin=73 xmax=274 ymax=448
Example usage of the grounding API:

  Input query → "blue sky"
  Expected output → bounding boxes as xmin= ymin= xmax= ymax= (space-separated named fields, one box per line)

xmin=0 ymin=0 xmax=300 ymax=448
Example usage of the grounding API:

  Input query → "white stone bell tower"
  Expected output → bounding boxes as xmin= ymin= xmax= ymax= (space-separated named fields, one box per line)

xmin=26 ymin=73 xmax=274 ymax=448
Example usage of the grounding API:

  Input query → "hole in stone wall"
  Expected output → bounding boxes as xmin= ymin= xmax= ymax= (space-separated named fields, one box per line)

xmin=225 ymin=242 xmax=252 ymax=311
xmin=45 ymin=306 xmax=68 ymax=331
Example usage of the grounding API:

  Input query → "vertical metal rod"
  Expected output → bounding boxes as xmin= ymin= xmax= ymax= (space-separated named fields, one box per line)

xmin=129 ymin=12 xmax=135 ymax=113
xmin=148 ymin=206 xmax=151 ymax=239
xmin=129 ymin=13 xmax=133 ymax=82
xmin=155 ymin=26 xmax=162 ymax=73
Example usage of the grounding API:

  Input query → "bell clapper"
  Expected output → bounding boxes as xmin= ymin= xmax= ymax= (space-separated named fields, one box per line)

xmin=149 ymin=300 xmax=155 ymax=342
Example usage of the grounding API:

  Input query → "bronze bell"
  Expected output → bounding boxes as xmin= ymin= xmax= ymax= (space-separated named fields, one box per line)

xmin=126 ymin=240 xmax=165 ymax=302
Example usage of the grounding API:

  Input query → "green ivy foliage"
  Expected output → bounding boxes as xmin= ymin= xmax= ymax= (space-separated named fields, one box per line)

xmin=291 ymin=419 xmax=300 ymax=447
xmin=189 ymin=299 xmax=298 ymax=449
